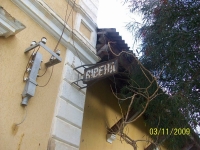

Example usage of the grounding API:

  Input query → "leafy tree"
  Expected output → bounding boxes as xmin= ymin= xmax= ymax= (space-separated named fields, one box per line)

xmin=126 ymin=0 xmax=200 ymax=129
xmin=122 ymin=0 xmax=200 ymax=149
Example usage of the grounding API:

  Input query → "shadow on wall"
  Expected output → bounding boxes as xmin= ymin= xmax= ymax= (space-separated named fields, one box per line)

xmin=80 ymin=79 xmax=149 ymax=150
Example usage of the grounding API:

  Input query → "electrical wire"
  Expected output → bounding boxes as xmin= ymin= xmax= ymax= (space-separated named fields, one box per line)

xmin=23 ymin=49 xmax=35 ymax=81
xmin=53 ymin=0 xmax=73 ymax=52
xmin=37 ymin=1 xmax=75 ymax=87
xmin=37 ymin=66 xmax=54 ymax=87
xmin=15 ymin=106 xmax=27 ymax=126
xmin=23 ymin=46 xmax=41 ymax=81
xmin=37 ymin=67 xmax=48 ymax=77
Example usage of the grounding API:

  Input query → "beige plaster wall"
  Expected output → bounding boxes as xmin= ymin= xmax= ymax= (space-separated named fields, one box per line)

xmin=43 ymin=0 xmax=95 ymax=41
xmin=80 ymin=21 xmax=91 ymax=40
xmin=80 ymin=80 xmax=151 ymax=150
xmin=0 ymin=1 xmax=66 ymax=150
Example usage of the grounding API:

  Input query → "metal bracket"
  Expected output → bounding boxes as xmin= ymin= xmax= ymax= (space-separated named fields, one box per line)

xmin=71 ymin=64 xmax=95 ymax=89
xmin=71 ymin=79 xmax=87 ymax=89
xmin=21 ymin=40 xmax=62 ymax=105
xmin=24 ymin=42 xmax=62 ymax=67
xmin=73 ymin=64 xmax=94 ymax=75
xmin=22 ymin=52 xmax=42 ymax=105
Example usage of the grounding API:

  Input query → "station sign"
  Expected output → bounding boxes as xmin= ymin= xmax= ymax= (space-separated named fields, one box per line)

xmin=83 ymin=58 xmax=118 ymax=83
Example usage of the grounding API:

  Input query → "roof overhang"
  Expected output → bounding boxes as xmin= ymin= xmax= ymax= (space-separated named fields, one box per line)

xmin=96 ymin=28 xmax=137 ymax=93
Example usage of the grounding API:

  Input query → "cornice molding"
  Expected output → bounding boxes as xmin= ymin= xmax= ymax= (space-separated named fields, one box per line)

xmin=0 ymin=6 xmax=26 ymax=38
xmin=66 ymin=0 xmax=98 ymax=27
xmin=11 ymin=0 xmax=100 ymax=64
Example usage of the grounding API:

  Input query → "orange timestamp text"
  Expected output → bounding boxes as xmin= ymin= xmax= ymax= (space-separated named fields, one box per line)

xmin=149 ymin=128 xmax=190 ymax=136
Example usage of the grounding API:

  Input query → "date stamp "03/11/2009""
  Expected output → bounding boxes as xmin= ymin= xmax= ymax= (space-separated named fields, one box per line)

xmin=149 ymin=128 xmax=191 ymax=136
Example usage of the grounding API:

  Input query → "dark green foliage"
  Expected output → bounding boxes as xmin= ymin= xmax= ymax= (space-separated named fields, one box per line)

xmin=122 ymin=0 xmax=200 ymax=149
xmin=120 ymin=63 xmax=192 ymax=149
xmin=120 ymin=62 xmax=160 ymax=110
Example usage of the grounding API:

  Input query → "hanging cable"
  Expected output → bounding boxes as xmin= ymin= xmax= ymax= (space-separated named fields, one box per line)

xmin=38 ymin=67 xmax=48 ymax=77
xmin=15 ymin=106 xmax=27 ymax=126
xmin=13 ymin=106 xmax=27 ymax=128
xmin=53 ymin=0 xmax=74 ymax=52
xmin=23 ymin=49 xmax=36 ymax=81
xmin=37 ymin=1 xmax=76 ymax=87
xmin=37 ymin=66 xmax=54 ymax=87
xmin=12 ymin=106 xmax=27 ymax=135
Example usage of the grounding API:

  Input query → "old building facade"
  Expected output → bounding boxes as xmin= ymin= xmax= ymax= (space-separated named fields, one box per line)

xmin=0 ymin=0 xmax=156 ymax=150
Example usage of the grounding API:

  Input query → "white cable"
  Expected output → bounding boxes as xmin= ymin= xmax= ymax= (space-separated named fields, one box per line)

xmin=16 ymin=106 xmax=27 ymax=126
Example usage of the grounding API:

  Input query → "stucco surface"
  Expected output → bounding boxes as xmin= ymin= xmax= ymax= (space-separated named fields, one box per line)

xmin=0 ymin=1 xmax=66 ymax=149
xmin=80 ymin=21 xmax=91 ymax=40
xmin=43 ymin=0 xmax=78 ymax=28
xmin=80 ymin=79 xmax=150 ymax=150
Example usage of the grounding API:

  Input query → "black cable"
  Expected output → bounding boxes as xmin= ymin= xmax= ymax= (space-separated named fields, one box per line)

xmin=37 ymin=1 xmax=75 ymax=87
xmin=37 ymin=66 xmax=54 ymax=87
xmin=53 ymin=0 xmax=74 ymax=52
